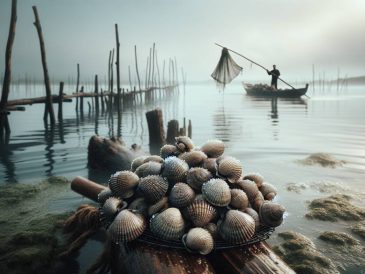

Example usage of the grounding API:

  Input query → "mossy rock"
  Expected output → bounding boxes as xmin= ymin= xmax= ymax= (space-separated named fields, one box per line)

xmin=297 ymin=153 xmax=345 ymax=168
xmin=305 ymin=194 xmax=365 ymax=222
xmin=319 ymin=231 xmax=359 ymax=246
xmin=350 ymin=221 xmax=365 ymax=239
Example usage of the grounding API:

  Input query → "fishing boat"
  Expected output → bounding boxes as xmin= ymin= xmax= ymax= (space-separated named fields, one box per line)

xmin=243 ymin=83 xmax=309 ymax=98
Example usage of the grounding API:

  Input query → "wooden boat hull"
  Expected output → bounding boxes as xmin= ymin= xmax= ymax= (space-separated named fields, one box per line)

xmin=244 ymin=83 xmax=308 ymax=98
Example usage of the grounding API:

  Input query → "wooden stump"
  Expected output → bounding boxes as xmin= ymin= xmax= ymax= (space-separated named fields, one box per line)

xmin=146 ymin=108 xmax=165 ymax=151
xmin=166 ymin=119 xmax=179 ymax=144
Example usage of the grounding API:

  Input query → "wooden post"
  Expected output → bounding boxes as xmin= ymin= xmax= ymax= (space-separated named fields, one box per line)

xmin=0 ymin=0 xmax=17 ymax=142
xmin=151 ymin=43 xmax=155 ymax=87
xmin=75 ymin=63 xmax=80 ymax=110
xmin=108 ymin=50 xmax=112 ymax=92
xmin=166 ymin=119 xmax=179 ymax=144
xmin=110 ymin=49 xmax=115 ymax=108
xmin=134 ymin=45 xmax=141 ymax=91
xmin=94 ymin=75 xmax=99 ymax=113
xmin=57 ymin=82 xmax=64 ymax=120
xmin=32 ymin=6 xmax=55 ymax=125
xmin=128 ymin=65 xmax=132 ymax=92
xmin=188 ymin=119 xmax=192 ymax=138
xmin=147 ymin=47 xmax=152 ymax=88
xmin=80 ymin=86 xmax=84 ymax=113
xmin=146 ymin=108 xmax=165 ymax=151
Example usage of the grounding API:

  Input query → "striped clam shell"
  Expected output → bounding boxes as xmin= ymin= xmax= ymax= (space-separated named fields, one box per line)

xmin=183 ymin=227 xmax=214 ymax=255
xmin=243 ymin=173 xmax=264 ymax=188
xmin=218 ymin=210 xmax=255 ymax=244
xmin=202 ymin=178 xmax=231 ymax=207
xmin=128 ymin=197 xmax=149 ymax=216
xmin=150 ymin=207 xmax=185 ymax=240
xmin=244 ymin=207 xmax=260 ymax=231
xmin=131 ymin=156 xmax=148 ymax=172
xmin=161 ymin=156 xmax=189 ymax=184
xmin=100 ymin=197 xmax=127 ymax=227
xmin=186 ymin=167 xmax=213 ymax=191
xmin=135 ymin=161 xmax=162 ymax=178
xmin=143 ymin=155 xmax=164 ymax=164
xmin=108 ymin=171 xmax=139 ymax=199
xmin=169 ymin=183 xmax=195 ymax=208
xmin=160 ymin=144 xmax=179 ymax=159
xmin=148 ymin=196 xmax=169 ymax=217
xmin=185 ymin=199 xmax=217 ymax=227
xmin=259 ymin=201 xmax=285 ymax=227
xmin=107 ymin=209 xmax=146 ymax=243
xmin=175 ymin=136 xmax=194 ymax=152
xmin=236 ymin=179 xmax=259 ymax=202
xmin=138 ymin=175 xmax=169 ymax=203
xmin=97 ymin=187 xmax=113 ymax=205
xmin=216 ymin=156 xmax=242 ymax=183
xmin=200 ymin=139 xmax=225 ymax=158
xmin=259 ymin=182 xmax=277 ymax=200
xmin=202 ymin=158 xmax=217 ymax=174
xmin=252 ymin=191 xmax=265 ymax=211
xmin=229 ymin=189 xmax=249 ymax=210
xmin=203 ymin=223 xmax=218 ymax=239
xmin=179 ymin=151 xmax=207 ymax=167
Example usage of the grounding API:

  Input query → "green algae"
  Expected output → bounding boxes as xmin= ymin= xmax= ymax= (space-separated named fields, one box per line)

xmin=274 ymin=231 xmax=339 ymax=274
xmin=305 ymin=194 xmax=365 ymax=222
xmin=350 ymin=221 xmax=365 ymax=239
xmin=319 ymin=231 xmax=359 ymax=246
xmin=297 ymin=153 xmax=346 ymax=168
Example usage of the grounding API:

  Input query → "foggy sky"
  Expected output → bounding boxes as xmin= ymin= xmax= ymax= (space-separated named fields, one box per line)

xmin=0 ymin=0 xmax=364 ymax=84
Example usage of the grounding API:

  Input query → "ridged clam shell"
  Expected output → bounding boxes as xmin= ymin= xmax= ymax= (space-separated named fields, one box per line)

xmin=97 ymin=187 xmax=113 ymax=205
xmin=218 ymin=210 xmax=255 ymax=244
xmin=259 ymin=182 xmax=277 ymax=200
xmin=148 ymin=196 xmax=169 ymax=217
xmin=236 ymin=179 xmax=259 ymax=202
xmin=202 ymin=178 xmax=231 ymax=207
xmin=183 ymin=228 xmax=214 ymax=255
xmin=259 ymin=201 xmax=285 ymax=227
xmin=160 ymin=144 xmax=179 ymax=159
xmin=186 ymin=167 xmax=213 ymax=191
xmin=202 ymin=158 xmax=217 ymax=174
xmin=252 ymin=192 xmax=265 ymax=211
xmin=108 ymin=171 xmax=139 ymax=199
xmin=243 ymin=173 xmax=264 ymax=188
xmin=244 ymin=207 xmax=260 ymax=231
xmin=131 ymin=156 xmax=148 ymax=172
xmin=161 ymin=156 xmax=189 ymax=184
xmin=185 ymin=200 xmax=217 ymax=227
xmin=107 ymin=209 xmax=146 ymax=243
xmin=169 ymin=183 xmax=195 ymax=208
xmin=138 ymin=175 xmax=169 ymax=203
xmin=200 ymin=139 xmax=225 ymax=158
xmin=128 ymin=197 xmax=149 ymax=216
xmin=179 ymin=151 xmax=207 ymax=167
xmin=135 ymin=161 xmax=162 ymax=178
xmin=143 ymin=155 xmax=164 ymax=164
xmin=216 ymin=156 xmax=242 ymax=183
xmin=102 ymin=197 xmax=124 ymax=220
xmin=175 ymin=136 xmax=194 ymax=152
xmin=230 ymin=189 xmax=249 ymax=210
xmin=150 ymin=207 xmax=185 ymax=240
xmin=203 ymin=223 xmax=218 ymax=239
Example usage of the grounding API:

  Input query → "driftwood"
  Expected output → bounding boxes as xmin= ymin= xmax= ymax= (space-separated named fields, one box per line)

xmin=70 ymin=177 xmax=295 ymax=274
xmin=7 ymin=95 xmax=72 ymax=106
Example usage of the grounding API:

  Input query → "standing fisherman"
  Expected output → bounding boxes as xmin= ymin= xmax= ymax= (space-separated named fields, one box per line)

xmin=267 ymin=65 xmax=280 ymax=89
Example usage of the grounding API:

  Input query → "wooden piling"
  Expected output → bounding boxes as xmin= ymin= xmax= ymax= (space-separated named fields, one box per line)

xmin=166 ymin=119 xmax=179 ymax=144
xmin=80 ymin=86 xmax=84 ymax=113
xmin=76 ymin=63 xmax=80 ymax=110
xmin=188 ymin=119 xmax=192 ymax=138
xmin=115 ymin=24 xmax=121 ymax=98
xmin=134 ymin=45 xmax=141 ymax=91
xmin=94 ymin=75 xmax=99 ymax=113
xmin=57 ymin=82 xmax=64 ymax=120
xmin=146 ymin=108 xmax=165 ymax=149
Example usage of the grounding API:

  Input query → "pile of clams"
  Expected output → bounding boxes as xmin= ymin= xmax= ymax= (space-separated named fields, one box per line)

xmin=97 ymin=137 xmax=285 ymax=255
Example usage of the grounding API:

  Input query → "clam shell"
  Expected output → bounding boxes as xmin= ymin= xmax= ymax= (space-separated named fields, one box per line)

xmin=230 ymin=189 xmax=249 ymax=210
xmin=161 ymin=156 xmax=189 ymax=184
xmin=108 ymin=171 xmax=139 ymax=199
xmin=202 ymin=158 xmax=217 ymax=174
xmin=131 ymin=156 xmax=148 ymax=172
xmin=143 ymin=155 xmax=164 ymax=164
xmin=138 ymin=175 xmax=169 ymax=203
xmin=185 ymin=200 xmax=217 ymax=227
xmin=200 ymin=139 xmax=225 ymax=158
xmin=244 ymin=207 xmax=260 ymax=231
xmin=259 ymin=182 xmax=277 ymax=200
xmin=148 ymin=196 xmax=169 ymax=216
xmin=128 ymin=197 xmax=149 ymax=216
xmin=252 ymin=192 xmax=265 ymax=211
xmin=179 ymin=151 xmax=207 ymax=167
xmin=175 ymin=136 xmax=194 ymax=153
xmin=97 ymin=187 xmax=113 ymax=205
xmin=102 ymin=197 xmax=124 ymax=220
xmin=218 ymin=210 xmax=255 ymax=244
xmin=203 ymin=223 xmax=218 ymax=239
xmin=202 ymin=178 xmax=231 ymax=207
xmin=183 ymin=228 xmax=214 ymax=255
xmin=150 ymin=207 xmax=185 ymax=240
xmin=108 ymin=209 xmax=146 ymax=243
xmin=259 ymin=201 xmax=285 ymax=227
xmin=135 ymin=161 xmax=162 ymax=178
xmin=216 ymin=156 xmax=242 ymax=183
xmin=243 ymin=173 xmax=264 ymax=188
xmin=169 ymin=183 xmax=196 ymax=208
xmin=186 ymin=167 xmax=213 ymax=191
xmin=236 ymin=179 xmax=259 ymax=202
xmin=160 ymin=144 xmax=179 ymax=159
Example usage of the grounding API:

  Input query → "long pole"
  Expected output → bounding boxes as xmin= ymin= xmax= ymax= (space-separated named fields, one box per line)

xmin=215 ymin=43 xmax=297 ymax=90
xmin=134 ymin=45 xmax=141 ymax=91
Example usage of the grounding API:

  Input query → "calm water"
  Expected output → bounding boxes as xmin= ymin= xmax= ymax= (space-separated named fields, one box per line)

xmin=1 ymin=82 xmax=365 ymax=272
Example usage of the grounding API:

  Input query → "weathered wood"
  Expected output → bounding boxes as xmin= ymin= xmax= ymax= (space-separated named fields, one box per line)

xmin=134 ymin=45 xmax=141 ymax=91
xmin=146 ymin=109 xmax=165 ymax=150
xmin=188 ymin=119 xmax=192 ymax=138
xmin=2 ymin=106 xmax=25 ymax=112
xmin=7 ymin=95 xmax=71 ymax=106
xmin=76 ymin=63 xmax=80 ymax=110
xmin=58 ymin=82 xmax=64 ymax=120
xmin=115 ymin=24 xmax=121 ymax=99
xmin=70 ymin=176 xmax=106 ymax=201
xmin=166 ymin=119 xmax=179 ymax=144
xmin=32 ymin=6 xmax=55 ymax=125
xmin=80 ymin=86 xmax=84 ymax=113
xmin=94 ymin=75 xmax=99 ymax=113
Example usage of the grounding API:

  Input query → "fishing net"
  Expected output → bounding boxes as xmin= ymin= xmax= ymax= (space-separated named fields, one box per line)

xmin=211 ymin=48 xmax=242 ymax=88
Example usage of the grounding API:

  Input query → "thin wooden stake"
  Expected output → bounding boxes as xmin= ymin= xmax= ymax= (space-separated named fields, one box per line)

xmin=134 ymin=45 xmax=141 ymax=91
xmin=58 ymin=81 xmax=64 ymax=120
xmin=76 ymin=63 xmax=80 ymax=110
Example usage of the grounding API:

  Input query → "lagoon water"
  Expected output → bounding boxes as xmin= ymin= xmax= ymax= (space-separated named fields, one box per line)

xmin=1 ymin=82 xmax=365 ymax=273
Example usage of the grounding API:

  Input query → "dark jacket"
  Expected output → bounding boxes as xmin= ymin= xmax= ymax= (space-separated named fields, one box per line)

xmin=268 ymin=69 xmax=280 ymax=79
